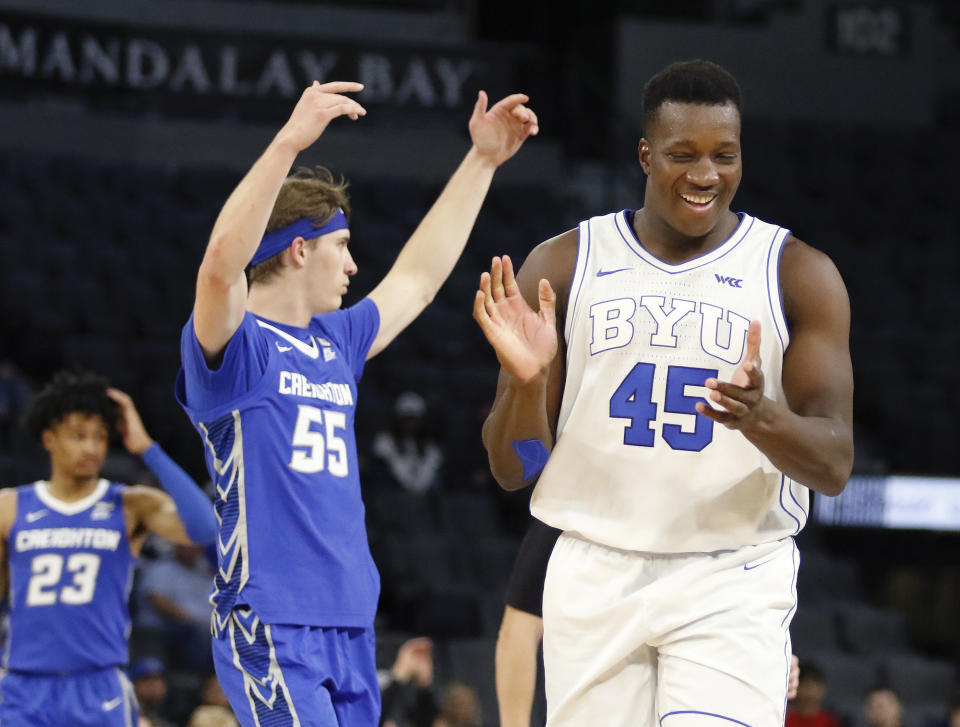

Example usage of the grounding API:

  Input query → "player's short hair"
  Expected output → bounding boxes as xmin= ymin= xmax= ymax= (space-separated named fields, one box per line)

xmin=249 ymin=166 xmax=352 ymax=286
xmin=23 ymin=370 xmax=116 ymax=442
xmin=641 ymin=59 xmax=742 ymax=135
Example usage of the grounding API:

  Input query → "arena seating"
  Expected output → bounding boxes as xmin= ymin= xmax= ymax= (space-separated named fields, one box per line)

xmin=2 ymin=115 xmax=959 ymax=724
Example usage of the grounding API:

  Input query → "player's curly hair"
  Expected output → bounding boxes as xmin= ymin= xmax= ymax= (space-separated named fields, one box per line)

xmin=641 ymin=59 xmax=742 ymax=135
xmin=249 ymin=166 xmax=352 ymax=286
xmin=22 ymin=370 xmax=117 ymax=442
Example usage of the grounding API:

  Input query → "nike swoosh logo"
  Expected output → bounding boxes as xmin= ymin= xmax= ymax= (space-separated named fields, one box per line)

xmin=102 ymin=697 xmax=122 ymax=711
xmin=597 ymin=267 xmax=631 ymax=277
xmin=276 ymin=343 xmax=293 ymax=353
xmin=257 ymin=320 xmax=319 ymax=359
xmin=25 ymin=510 xmax=48 ymax=523
xmin=744 ymin=557 xmax=776 ymax=571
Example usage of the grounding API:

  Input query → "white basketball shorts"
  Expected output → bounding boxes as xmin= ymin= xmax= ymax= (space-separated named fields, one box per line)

xmin=542 ymin=533 xmax=798 ymax=726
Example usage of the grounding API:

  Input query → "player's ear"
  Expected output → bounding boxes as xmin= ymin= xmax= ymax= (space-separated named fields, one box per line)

xmin=288 ymin=237 xmax=308 ymax=268
xmin=638 ymin=139 xmax=652 ymax=175
xmin=40 ymin=428 xmax=54 ymax=452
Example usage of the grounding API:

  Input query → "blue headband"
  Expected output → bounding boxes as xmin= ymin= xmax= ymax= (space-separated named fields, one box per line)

xmin=250 ymin=210 xmax=349 ymax=267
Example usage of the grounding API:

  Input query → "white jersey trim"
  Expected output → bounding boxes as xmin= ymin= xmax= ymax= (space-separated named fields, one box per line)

xmin=778 ymin=473 xmax=809 ymax=535
xmin=565 ymin=218 xmax=593 ymax=344
xmin=114 ymin=667 xmax=135 ymax=727
xmin=765 ymin=226 xmax=792 ymax=353
xmin=613 ymin=210 xmax=756 ymax=274
xmin=34 ymin=479 xmax=110 ymax=515
xmin=255 ymin=319 xmax=320 ymax=359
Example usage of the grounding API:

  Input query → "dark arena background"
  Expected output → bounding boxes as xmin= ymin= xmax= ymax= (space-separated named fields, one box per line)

xmin=1 ymin=0 xmax=959 ymax=725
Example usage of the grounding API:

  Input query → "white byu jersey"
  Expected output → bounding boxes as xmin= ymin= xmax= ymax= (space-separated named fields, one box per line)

xmin=530 ymin=210 xmax=808 ymax=553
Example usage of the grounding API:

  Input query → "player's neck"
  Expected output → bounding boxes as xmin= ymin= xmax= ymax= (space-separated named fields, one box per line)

xmin=633 ymin=208 xmax=739 ymax=264
xmin=247 ymin=281 xmax=313 ymax=329
xmin=45 ymin=470 xmax=102 ymax=503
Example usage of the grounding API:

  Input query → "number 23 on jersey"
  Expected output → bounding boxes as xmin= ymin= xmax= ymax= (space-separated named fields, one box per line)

xmin=26 ymin=553 xmax=101 ymax=606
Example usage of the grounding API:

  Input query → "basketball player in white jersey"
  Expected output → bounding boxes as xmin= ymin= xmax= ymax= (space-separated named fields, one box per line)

xmin=473 ymin=60 xmax=853 ymax=726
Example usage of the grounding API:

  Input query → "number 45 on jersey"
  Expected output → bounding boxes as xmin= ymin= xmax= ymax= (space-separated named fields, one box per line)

xmin=610 ymin=363 xmax=718 ymax=452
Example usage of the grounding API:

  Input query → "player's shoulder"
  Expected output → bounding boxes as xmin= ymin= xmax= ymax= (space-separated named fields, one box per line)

xmin=779 ymin=234 xmax=849 ymax=322
xmin=123 ymin=483 xmax=177 ymax=529
xmin=780 ymin=234 xmax=843 ymax=280
xmin=0 ymin=486 xmax=19 ymax=510
xmin=122 ymin=483 xmax=171 ymax=513
xmin=311 ymin=297 xmax=371 ymax=329
xmin=122 ymin=483 xmax=166 ymax=501
xmin=520 ymin=228 xmax=578 ymax=286
xmin=536 ymin=227 xmax=580 ymax=254
xmin=0 ymin=487 xmax=20 ymax=537
xmin=311 ymin=297 xmax=378 ymax=350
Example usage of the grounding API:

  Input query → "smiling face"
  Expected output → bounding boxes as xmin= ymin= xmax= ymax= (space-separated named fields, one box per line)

xmin=639 ymin=100 xmax=742 ymax=242
xmin=305 ymin=228 xmax=357 ymax=314
xmin=42 ymin=412 xmax=109 ymax=481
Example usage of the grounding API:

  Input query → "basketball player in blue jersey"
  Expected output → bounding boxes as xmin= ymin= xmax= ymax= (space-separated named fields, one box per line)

xmin=175 ymin=80 xmax=538 ymax=727
xmin=0 ymin=370 xmax=217 ymax=727
xmin=474 ymin=60 xmax=853 ymax=727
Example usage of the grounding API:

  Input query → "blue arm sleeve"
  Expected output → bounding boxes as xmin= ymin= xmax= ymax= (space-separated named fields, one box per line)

xmin=141 ymin=443 xmax=218 ymax=545
xmin=511 ymin=439 xmax=551 ymax=481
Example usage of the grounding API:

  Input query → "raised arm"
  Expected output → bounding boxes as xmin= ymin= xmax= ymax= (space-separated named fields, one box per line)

xmin=695 ymin=237 xmax=854 ymax=495
xmin=108 ymin=388 xmax=216 ymax=546
xmin=193 ymin=81 xmax=367 ymax=360
xmin=476 ymin=233 xmax=577 ymax=490
xmin=0 ymin=488 xmax=16 ymax=598
xmin=365 ymin=91 xmax=538 ymax=359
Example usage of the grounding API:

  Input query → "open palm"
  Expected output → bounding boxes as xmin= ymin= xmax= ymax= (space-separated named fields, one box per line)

xmin=280 ymin=81 xmax=367 ymax=152
xmin=473 ymin=255 xmax=557 ymax=382
xmin=468 ymin=91 xmax=539 ymax=168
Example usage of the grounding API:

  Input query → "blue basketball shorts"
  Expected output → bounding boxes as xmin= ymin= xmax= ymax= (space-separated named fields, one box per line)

xmin=0 ymin=667 xmax=138 ymax=727
xmin=212 ymin=607 xmax=381 ymax=727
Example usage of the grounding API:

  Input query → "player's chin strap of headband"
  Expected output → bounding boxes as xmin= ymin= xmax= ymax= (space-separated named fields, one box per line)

xmin=249 ymin=209 xmax=349 ymax=267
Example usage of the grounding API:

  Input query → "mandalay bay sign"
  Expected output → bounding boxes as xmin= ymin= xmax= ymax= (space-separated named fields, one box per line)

xmin=0 ymin=11 xmax=516 ymax=121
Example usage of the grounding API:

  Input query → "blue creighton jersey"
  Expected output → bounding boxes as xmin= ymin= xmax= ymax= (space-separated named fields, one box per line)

xmin=176 ymin=300 xmax=380 ymax=634
xmin=5 ymin=480 xmax=134 ymax=672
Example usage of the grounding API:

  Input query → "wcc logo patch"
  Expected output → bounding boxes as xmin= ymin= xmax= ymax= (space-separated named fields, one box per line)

xmin=715 ymin=274 xmax=743 ymax=288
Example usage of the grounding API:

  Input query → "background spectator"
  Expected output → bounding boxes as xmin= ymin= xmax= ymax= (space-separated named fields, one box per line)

xmin=372 ymin=392 xmax=444 ymax=495
xmin=864 ymin=686 xmax=905 ymax=727
xmin=433 ymin=683 xmax=482 ymax=727
xmin=136 ymin=542 xmax=216 ymax=673
xmin=198 ymin=672 xmax=233 ymax=711
xmin=130 ymin=657 xmax=177 ymax=727
xmin=188 ymin=705 xmax=240 ymax=727
xmin=787 ymin=662 xmax=842 ymax=727
xmin=381 ymin=637 xmax=439 ymax=727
